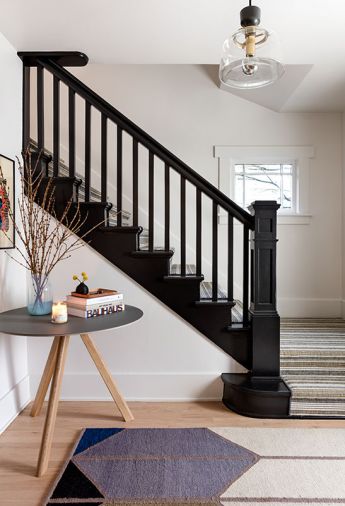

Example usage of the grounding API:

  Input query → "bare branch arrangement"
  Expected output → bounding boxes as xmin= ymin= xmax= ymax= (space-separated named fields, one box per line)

xmin=0 ymin=150 xmax=104 ymax=313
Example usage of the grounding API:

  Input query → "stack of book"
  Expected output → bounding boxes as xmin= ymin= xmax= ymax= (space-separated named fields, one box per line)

xmin=66 ymin=289 xmax=125 ymax=318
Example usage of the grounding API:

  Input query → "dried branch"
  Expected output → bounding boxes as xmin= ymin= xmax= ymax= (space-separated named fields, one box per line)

xmin=0 ymin=149 xmax=109 ymax=281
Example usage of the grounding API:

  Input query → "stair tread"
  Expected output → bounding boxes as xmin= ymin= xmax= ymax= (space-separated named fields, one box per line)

xmin=131 ymin=250 xmax=174 ymax=258
xmin=164 ymin=275 xmax=204 ymax=282
xmin=100 ymin=225 xmax=143 ymax=233
xmin=195 ymin=300 xmax=235 ymax=307
xmin=74 ymin=201 xmax=112 ymax=206
xmin=139 ymin=246 xmax=170 ymax=251
xmin=42 ymin=176 xmax=81 ymax=182
xmin=226 ymin=323 xmax=251 ymax=332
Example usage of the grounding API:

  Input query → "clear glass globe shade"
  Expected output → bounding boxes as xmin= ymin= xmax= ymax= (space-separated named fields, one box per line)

xmin=220 ymin=56 xmax=284 ymax=89
xmin=219 ymin=28 xmax=285 ymax=89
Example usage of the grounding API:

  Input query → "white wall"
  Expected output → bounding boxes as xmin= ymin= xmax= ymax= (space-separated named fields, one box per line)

xmin=0 ymin=33 xmax=29 ymax=432
xmin=29 ymin=64 xmax=343 ymax=402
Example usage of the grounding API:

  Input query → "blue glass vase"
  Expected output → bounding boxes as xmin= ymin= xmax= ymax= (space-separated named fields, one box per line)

xmin=27 ymin=272 xmax=53 ymax=316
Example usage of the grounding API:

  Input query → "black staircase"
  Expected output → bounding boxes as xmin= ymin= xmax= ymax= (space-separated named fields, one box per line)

xmin=18 ymin=51 xmax=291 ymax=418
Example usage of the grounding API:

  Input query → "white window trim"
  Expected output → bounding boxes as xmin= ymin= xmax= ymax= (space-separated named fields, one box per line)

xmin=214 ymin=145 xmax=314 ymax=225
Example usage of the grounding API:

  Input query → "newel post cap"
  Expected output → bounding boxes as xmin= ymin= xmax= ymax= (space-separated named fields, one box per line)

xmin=248 ymin=200 xmax=281 ymax=215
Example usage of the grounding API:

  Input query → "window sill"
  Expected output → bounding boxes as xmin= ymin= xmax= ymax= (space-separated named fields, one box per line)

xmin=218 ymin=213 xmax=312 ymax=226
xmin=277 ymin=214 xmax=312 ymax=225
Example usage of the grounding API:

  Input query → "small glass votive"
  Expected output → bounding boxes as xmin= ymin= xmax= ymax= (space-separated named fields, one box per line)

xmin=51 ymin=301 xmax=68 ymax=324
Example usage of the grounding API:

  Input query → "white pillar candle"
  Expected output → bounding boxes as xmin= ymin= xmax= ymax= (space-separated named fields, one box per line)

xmin=51 ymin=301 xmax=68 ymax=324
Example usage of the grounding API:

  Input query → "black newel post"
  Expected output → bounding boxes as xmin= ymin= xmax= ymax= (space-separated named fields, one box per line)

xmin=248 ymin=201 xmax=280 ymax=377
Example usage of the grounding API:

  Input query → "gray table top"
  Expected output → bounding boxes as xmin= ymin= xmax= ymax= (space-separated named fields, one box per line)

xmin=0 ymin=305 xmax=143 ymax=337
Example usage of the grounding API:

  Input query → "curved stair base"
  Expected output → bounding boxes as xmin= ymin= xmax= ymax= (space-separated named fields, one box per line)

xmin=221 ymin=373 xmax=291 ymax=418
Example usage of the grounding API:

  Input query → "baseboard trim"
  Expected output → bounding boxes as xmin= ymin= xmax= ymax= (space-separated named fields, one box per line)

xmin=278 ymin=298 xmax=343 ymax=318
xmin=342 ymin=300 xmax=345 ymax=319
xmin=29 ymin=372 xmax=224 ymax=402
xmin=0 ymin=375 xmax=31 ymax=434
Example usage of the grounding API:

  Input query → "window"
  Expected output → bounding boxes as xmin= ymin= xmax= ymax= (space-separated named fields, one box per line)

xmin=214 ymin=146 xmax=314 ymax=225
xmin=234 ymin=163 xmax=295 ymax=212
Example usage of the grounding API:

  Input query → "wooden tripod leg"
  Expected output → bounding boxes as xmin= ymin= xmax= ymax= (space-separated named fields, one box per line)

xmin=31 ymin=337 xmax=60 ymax=417
xmin=36 ymin=335 xmax=70 ymax=477
xmin=80 ymin=333 xmax=134 ymax=422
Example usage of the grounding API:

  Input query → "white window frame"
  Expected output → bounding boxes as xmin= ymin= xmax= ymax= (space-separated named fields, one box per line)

xmin=214 ymin=146 xmax=314 ymax=225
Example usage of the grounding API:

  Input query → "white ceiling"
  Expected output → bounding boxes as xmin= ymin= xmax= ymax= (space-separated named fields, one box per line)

xmin=1 ymin=0 xmax=345 ymax=112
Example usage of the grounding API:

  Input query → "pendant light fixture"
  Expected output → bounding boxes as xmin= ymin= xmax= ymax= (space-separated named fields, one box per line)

xmin=219 ymin=0 xmax=284 ymax=89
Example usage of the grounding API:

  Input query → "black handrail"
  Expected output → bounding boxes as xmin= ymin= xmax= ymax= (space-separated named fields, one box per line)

xmin=37 ymin=58 xmax=254 ymax=228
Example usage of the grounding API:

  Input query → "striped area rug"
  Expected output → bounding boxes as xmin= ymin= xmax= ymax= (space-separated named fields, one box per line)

xmin=280 ymin=319 xmax=345 ymax=417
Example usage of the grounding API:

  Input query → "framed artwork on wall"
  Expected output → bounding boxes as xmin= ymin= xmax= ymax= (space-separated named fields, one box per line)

xmin=0 ymin=154 xmax=15 ymax=249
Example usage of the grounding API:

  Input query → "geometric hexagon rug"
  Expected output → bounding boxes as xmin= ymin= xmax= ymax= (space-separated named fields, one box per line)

xmin=44 ymin=427 xmax=345 ymax=505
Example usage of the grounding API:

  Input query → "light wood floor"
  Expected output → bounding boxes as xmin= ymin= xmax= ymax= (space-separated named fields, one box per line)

xmin=1 ymin=401 xmax=345 ymax=506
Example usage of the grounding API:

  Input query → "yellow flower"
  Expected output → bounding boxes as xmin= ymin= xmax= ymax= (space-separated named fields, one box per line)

xmin=83 ymin=274 xmax=88 ymax=281
xmin=81 ymin=271 xmax=87 ymax=277
xmin=72 ymin=275 xmax=78 ymax=280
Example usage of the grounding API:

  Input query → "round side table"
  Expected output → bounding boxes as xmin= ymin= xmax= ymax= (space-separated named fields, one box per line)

xmin=0 ymin=305 xmax=143 ymax=477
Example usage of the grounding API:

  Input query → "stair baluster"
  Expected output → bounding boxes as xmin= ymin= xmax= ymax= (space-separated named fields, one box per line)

xmin=196 ymin=188 xmax=202 ymax=279
xmin=37 ymin=65 xmax=44 ymax=170
xmin=84 ymin=102 xmax=91 ymax=202
xmin=180 ymin=176 xmax=186 ymax=276
xmin=22 ymin=65 xmax=30 ymax=152
xmin=68 ymin=88 xmax=75 ymax=178
xmin=53 ymin=76 xmax=60 ymax=177
xmin=132 ymin=139 xmax=139 ymax=226
xmin=117 ymin=126 xmax=123 ymax=226
xmin=164 ymin=163 xmax=170 ymax=251
xmin=101 ymin=114 xmax=107 ymax=202
xmin=227 ymin=213 xmax=234 ymax=304
xmin=148 ymin=151 xmax=154 ymax=251
xmin=212 ymin=202 xmax=218 ymax=302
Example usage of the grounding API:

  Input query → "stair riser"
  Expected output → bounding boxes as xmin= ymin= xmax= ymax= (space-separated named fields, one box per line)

xmin=72 ymin=205 xmax=109 ymax=236
xmin=96 ymin=231 xmax=139 ymax=258
xmin=42 ymin=180 xmax=76 ymax=204
xmin=29 ymin=151 xmax=51 ymax=176
xmin=97 ymin=251 xmax=172 ymax=285
xmin=162 ymin=279 xmax=202 ymax=304
xmin=33 ymin=179 xmax=77 ymax=221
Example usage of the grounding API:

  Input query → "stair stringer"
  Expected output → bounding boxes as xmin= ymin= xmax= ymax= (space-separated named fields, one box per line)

xmin=85 ymin=226 xmax=252 ymax=370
